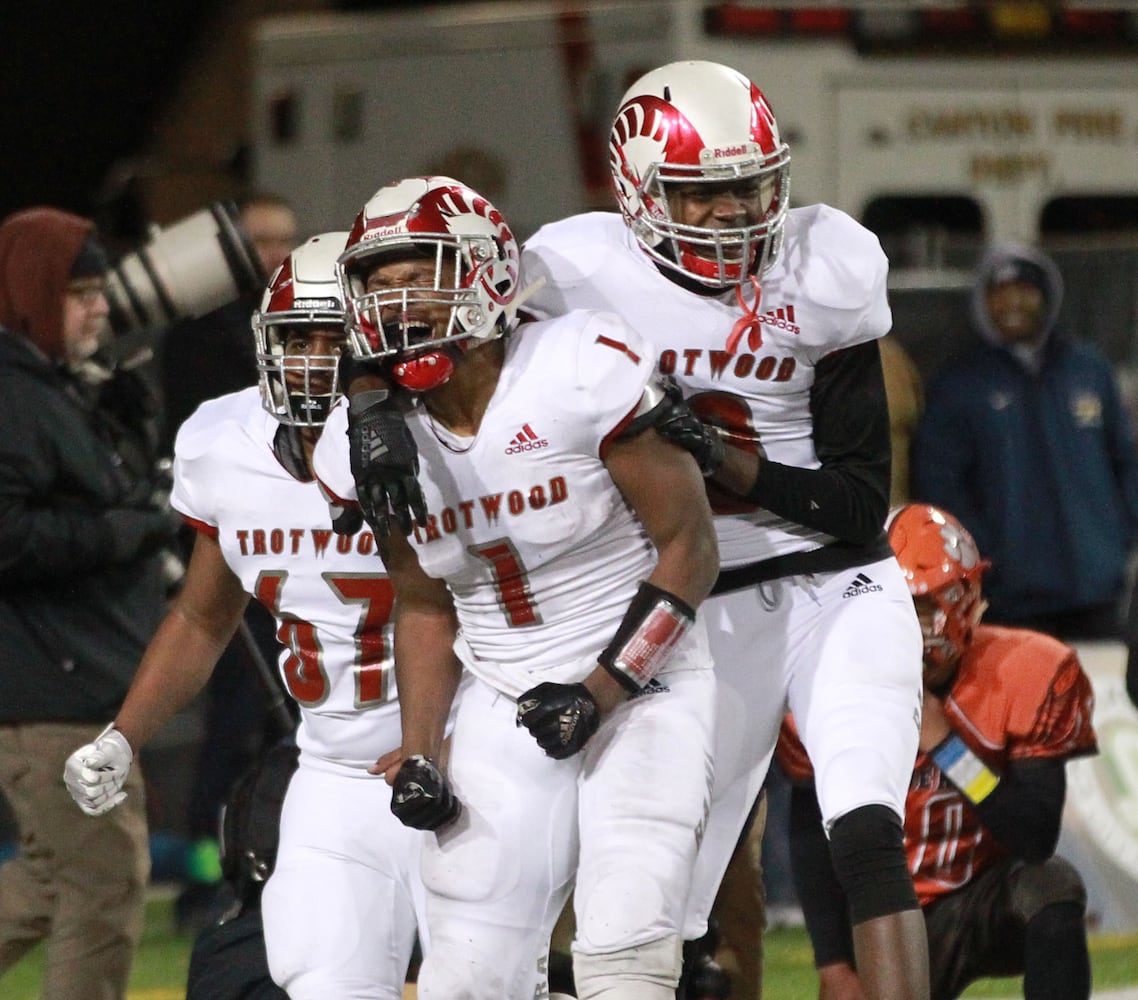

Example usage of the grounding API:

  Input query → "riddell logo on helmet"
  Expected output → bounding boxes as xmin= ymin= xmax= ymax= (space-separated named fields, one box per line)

xmin=713 ymin=145 xmax=749 ymax=158
xmin=366 ymin=224 xmax=406 ymax=240
xmin=505 ymin=423 xmax=548 ymax=454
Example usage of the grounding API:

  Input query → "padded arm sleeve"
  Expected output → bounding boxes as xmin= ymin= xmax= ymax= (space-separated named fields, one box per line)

xmin=745 ymin=341 xmax=891 ymax=545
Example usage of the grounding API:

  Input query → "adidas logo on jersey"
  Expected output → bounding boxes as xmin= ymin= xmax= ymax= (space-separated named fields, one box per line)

xmin=505 ymin=423 xmax=549 ymax=454
xmin=842 ymin=572 xmax=883 ymax=599
xmin=631 ymin=678 xmax=670 ymax=700
xmin=756 ymin=304 xmax=800 ymax=336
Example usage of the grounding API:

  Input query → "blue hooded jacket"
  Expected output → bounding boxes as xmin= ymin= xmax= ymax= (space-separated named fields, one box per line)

xmin=913 ymin=243 xmax=1138 ymax=623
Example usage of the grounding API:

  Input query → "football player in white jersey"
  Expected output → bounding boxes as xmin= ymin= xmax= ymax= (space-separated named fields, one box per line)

xmin=63 ymin=233 xmax=427 ymax=1000
xmin=312 ymin=175 xmax=720 ymax=1000
xmin=521 ymin=61 xmax=929 ymax=1000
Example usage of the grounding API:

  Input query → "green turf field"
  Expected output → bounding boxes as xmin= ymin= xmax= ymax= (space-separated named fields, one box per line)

xmin=3 ymin=895 xmax=1137 ymax=999
xmin=2 ymin=895 xmax=191 ymax=1000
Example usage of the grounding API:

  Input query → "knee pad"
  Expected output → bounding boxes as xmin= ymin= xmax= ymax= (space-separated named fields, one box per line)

xmin=576 ymin=870 xmax=670 ymax=953
xmin=574 ymin=935 xmax=683 ymax=1000
xmin=1012 ymin=856 xmax=1087 ymax=923
xmin=828 ymin=804 xmax=918 ymax=924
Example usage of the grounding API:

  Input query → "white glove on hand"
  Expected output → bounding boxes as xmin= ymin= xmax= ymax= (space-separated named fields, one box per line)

xmin=63 ymin=724 xmax=133 ymax=817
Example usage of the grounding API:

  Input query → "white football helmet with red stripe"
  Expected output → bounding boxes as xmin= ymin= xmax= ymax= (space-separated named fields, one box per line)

xmin=337 ymin=176 xmax=521 ymax=392
xmin=252 ymin=231 xmax=348 ymax=427
xmin=609 ymin=60 xmax=791 ymax=288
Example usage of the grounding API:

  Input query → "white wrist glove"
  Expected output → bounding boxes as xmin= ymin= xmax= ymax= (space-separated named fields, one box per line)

xmin=63 ymin=723 xmax=134 ymax=817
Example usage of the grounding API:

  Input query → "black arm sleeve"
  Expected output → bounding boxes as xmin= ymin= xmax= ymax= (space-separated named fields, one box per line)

xmin=788 ymin=783 xmax=857 ymax=969
xmin=969 ymin=757 xmax=1067 ymax=862
xmin=744 ymin=340 xmax=891 ymax=545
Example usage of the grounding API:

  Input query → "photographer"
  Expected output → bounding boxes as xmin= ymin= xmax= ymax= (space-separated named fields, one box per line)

xmin=0 ymin=206 xmax=171 ymax=999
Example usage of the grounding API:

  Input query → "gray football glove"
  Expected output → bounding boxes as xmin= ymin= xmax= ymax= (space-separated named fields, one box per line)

xmin=63 ymin=724 xmax=133 ymax=817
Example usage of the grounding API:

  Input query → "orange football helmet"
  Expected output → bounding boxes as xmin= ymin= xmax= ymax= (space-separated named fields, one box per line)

xmin=887 ymin=503 xmax=990 ymax=675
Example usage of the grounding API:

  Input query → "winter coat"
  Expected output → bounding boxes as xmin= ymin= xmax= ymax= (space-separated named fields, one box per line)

xmin=0 ymin=207 xmax=168 ymax=722
xmin=913 ymin=244 xmax=1138 ymax=623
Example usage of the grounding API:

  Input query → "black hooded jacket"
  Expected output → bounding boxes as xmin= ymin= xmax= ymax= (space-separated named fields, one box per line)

xmin=0 ymin=209 xmax=167 ymax=722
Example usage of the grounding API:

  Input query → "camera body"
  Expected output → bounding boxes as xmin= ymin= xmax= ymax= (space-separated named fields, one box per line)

xmin=105 ymin=202 xmax=265 ymax=335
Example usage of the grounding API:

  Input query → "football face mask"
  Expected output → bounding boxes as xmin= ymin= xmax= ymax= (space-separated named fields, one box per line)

xmin=252 ymin=231 xmax=349 ymax=427
xmin=609 ymin=60 xmax=790 ymax=288
xmin=339 ymin=176 xmax=520 ymax=392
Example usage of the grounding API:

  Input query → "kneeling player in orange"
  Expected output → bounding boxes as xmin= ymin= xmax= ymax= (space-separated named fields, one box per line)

xmin=779 ymin=503 xmax=1097 ymax=1000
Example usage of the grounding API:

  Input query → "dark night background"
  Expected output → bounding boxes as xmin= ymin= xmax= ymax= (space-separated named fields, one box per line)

xmin=1 ymin=4 xmax=229 ymax=222
xmin=0 ymin=1 xmax=443 ymax=236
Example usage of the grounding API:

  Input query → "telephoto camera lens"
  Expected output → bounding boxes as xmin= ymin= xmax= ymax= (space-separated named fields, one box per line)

xmin=104 ymin=202 xmax=265 ymax=335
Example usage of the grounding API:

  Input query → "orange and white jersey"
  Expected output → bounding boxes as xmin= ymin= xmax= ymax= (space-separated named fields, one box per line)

xmin=170 ymin=387 xmax=400 ymax=774
xmin=522 ymin=206 xmax=891 ymax=567
xmin=909 ymin=625 xmax=1097 ymax=904
xmin=777 ymin=624 xmax=1097 ymax=906
xmin=314 ymin=311 xmax=712 ymax=699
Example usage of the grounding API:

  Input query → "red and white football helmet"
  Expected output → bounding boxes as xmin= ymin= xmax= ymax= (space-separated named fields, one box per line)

xmin=252 ymin=231 xmax=348 ymax=427
xmin=337 ymin=176 xmax=521 ymax=392
xmin=886 ymin=503 xmax=990 ymax=675
xmin=609 ymin=60 xmax=791 ymax=289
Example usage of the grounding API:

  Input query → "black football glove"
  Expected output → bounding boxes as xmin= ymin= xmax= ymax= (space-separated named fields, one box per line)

xmin=390 ymin=754 xmax=461 ymax=831
xmin=329 ymin=504 xmax=364 ymax=537
xmin=654 ymin=377 xmax=726 ymax=478
xmin=347 ymin=389 xmax=428 ymax=537
xmin=516 ymin=682 xmax=600 ymax=760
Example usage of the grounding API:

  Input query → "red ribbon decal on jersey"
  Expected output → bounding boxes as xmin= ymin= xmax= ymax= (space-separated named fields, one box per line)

xmin=725 ymin=276 xmax=763 ymax=356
